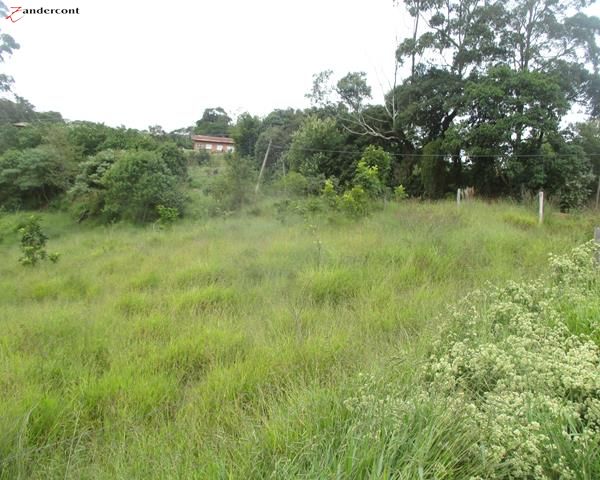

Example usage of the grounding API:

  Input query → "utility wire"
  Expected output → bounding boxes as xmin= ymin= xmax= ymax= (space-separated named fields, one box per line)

xmin=271 ymin=144 xmax=600 ymax=158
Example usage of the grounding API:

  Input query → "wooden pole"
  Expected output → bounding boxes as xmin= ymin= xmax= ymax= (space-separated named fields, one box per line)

xmin=457 ymin=188 xmax=461 ymax=206
xmin=595 ymin=175 xmax=600 ymax=210
xmin=538 ymin=191 xmax=544 ymax=224
xmin=255 ymin=139 xmax=272 ymax=194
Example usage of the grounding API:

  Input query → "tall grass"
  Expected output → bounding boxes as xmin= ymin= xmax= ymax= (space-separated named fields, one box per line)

xmin=0 ymin=199 xmax=597 ymax=478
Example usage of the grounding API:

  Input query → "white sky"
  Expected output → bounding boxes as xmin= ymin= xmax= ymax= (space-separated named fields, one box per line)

xmin=3 ymin=1 xmax=599 ymax=131
xmin=2 ymin=0 xmax=411 ymax=131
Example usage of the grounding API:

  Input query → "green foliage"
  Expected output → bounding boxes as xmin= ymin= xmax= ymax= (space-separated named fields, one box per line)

xmin=360 ymin=145 xmax=391 ymax=184
xmin=0 ymin=144 xmax=76 ymax=208
xmin=231 ymin=112 xmax=261 ymax=158
xmin=185 ymin=148 xmax=210 ymax=166
xmin=321 ymin=178 xmax=339 ymax=208
xmin=207 ymin=155 xmax=257 ymax=211
xmin=273 ymin=171 xmax=310 ymax=197
xmin=157 ymin=142 xmax=187 ymax=180
xmin=17 ymin=216 xmax=59 ymax=266
xmin=194 ymin=107 xmax=232 ymax=136
xmin=421 ymin=139 xmax=447 ymax=199
xmin=340 ymin=185 xmax=369 ymax=217
xmin=353 ymin=160 xmax=383 ymax=198
xmin=156 ymin=204 xmax=179 ymax=229
xmin=67 ymin=149 xmax=119 ymax=220
xmin=394 ymin=184 xmax=408 ymax=201
xmin=103 ymin=150 xmax=184 ymax=222
xmin=286 ymin=116 xmax=353 ymax=183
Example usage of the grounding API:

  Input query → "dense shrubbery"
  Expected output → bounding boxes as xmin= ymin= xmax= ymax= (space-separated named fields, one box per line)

xmin=102 ymin=150 xmax=185 ymax=222
xmin=0 ymin=145 xmax=75 ymax=208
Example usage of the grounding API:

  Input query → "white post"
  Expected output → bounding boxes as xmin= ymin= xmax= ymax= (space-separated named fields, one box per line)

xmin=538 ymin=191 xmax=544 ymax=224
xmin=457 ymin=188 xmax=461 ymax=206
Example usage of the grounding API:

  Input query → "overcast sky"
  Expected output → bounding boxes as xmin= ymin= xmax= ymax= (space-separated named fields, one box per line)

xmin=2 ymin=0 xmax=413 ymax=131
xmin=3 ymin=1 xmax=600 ymax=131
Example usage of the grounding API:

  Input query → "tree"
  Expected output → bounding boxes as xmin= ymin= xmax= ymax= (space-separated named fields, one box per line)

xmin=286 ymin=116 xmax=353 ymax=184
xmin=231 ymin=112 xmax=261 ymax=157
xmin=0 ymin=145 xmax=76 ymax=207
xmin=102 ymin=150 xmax=184 ymax=222
xmin=194 ymin=107 xmax=232 ymax=136
xmin=389 ymin=0 xmax=600 ymax=198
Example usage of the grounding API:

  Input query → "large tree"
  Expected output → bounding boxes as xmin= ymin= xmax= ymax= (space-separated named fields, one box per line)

xmin=194 ymin=107 xmax=232 ymax=136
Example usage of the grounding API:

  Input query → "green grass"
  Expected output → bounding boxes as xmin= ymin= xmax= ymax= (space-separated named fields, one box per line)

xmin=0 ymin=200 xmax=597 ymax=478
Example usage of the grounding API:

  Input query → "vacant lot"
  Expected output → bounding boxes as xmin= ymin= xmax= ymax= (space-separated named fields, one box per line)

xmin=0 ymin=201 xmax=597 ymax=478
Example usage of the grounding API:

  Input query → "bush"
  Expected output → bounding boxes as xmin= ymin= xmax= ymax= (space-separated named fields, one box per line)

xmin=0 ymin=145 xmax=76 ymax=208
xmin=157 ymin=142 xmax=187 ymax=180
xmin=340 ymin=185 xmax=369 ymax=217
xmin=321 ymin=178 xmax=339 ymax=208
xmin=156 ymin=204 xmax=179 ymax=229
xmin=353 ymin=160 xmax=383 ymax=198
xmin=102 ymin=150 xmax=184 ymax=222
xmin=273 ymin=171 xmax=310 ymax=197
xmin=185 ymin=148 xmax=210 ymax=166
xmin=347 ymin=242 xmax=600 ymax=478
xmin=17 ymin=216 xmax=59 ymax=266
xmin=67 ymin=149 xmax=120 ymax=220
xmin=394 ymin=184 xmax=408 ymax=200
xmin=360 ymin=145 xmax=391 ymax=184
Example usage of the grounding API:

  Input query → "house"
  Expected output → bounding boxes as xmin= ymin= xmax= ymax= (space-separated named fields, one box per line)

xmin=191 ymin=135 xmax=235 ymax=153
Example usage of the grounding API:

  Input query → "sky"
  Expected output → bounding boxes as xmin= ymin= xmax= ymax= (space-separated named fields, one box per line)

xmin=3 ymin=1 xmax=600 ymax=131
xmin=2 ymin=0 xmax=412 ymax=131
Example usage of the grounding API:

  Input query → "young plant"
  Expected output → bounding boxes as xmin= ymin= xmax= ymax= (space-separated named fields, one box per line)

xmin=156 ymin=204 xmax=179 ymax=229
xmin=18 ymin=216 xmax=59 ymax=266
xmin=394 ymin=184 xmax=408 ymax=201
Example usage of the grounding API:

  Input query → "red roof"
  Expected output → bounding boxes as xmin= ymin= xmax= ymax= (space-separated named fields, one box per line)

xmin=191 ymin=135 xmax=235 ymax=144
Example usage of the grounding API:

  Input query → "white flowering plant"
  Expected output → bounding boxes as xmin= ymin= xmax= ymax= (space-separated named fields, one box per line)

xmin=344 ymin=241 xmax=600 ymax=479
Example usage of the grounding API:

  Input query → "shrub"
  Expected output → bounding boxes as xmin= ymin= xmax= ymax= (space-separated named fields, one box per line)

xmin=157 ymin=142 xmax=187 ymax=180
xmin=321 ymin=178 xmax=339 ymax=208
xmin=18 ymin=216 xmax=59 ymax=266
xmin=394 ymin=184 xmax=408 ymax=200
xmin=340 ymin=185 xmax=369 ymax=217
xmin=274 ymin=171 xmax=309 ymax=197
xmin=345 ymin=242 xmax=600 ymax=478
xmin=156 ymin=204 xmax=179 ymax=229
xmin=353 ymin=160 xmax=383 ymax=198
xmin=0 ymin=145 xmax=76 ymax=208
xmin=360 ymin=145 xmax=391 ymax=184
xmin=185 ymin=148 xmax=210 ymax=166
xmin=67 ymin=149 xmax=120 ymax=220
xmin=102 ymin=150 xmax=184 ymax=222
xmin=286 ymin=116 xmax=354 ymax=183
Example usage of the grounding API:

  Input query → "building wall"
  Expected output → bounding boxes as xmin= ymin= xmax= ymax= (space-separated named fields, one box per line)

xmin=193 ymin=141 xmax=235 ymax=153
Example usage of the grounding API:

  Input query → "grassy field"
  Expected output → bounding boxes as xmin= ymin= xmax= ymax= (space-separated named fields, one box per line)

xmin=0 ymin=199 xmax=598 ymax=478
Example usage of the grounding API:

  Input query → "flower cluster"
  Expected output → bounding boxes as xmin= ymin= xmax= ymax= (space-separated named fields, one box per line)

xmin=346 ymin=242 xmax=600 ymax=478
